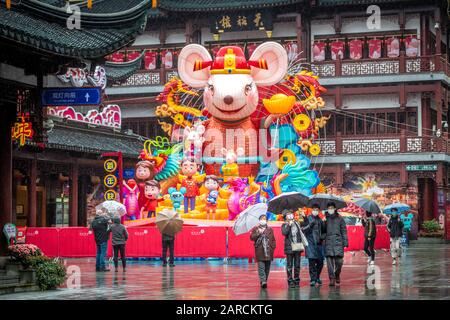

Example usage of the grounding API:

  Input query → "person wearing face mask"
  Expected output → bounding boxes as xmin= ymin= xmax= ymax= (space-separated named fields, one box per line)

xmin=387 ymin=208 xmax=404 ymax=265
xmin=304 ymin=204 xmax=326 ymax=287
xmin=281 ymin=209 xmax=309 ymax=288
xmin=250 ymin=214 xmax=276 ymax=288
xmin=323 ymin=202 xmax=348 ymax=287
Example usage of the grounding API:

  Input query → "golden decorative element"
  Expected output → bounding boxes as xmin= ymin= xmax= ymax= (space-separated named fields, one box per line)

xmin=262 ymin=94 xmax=296 ymax=114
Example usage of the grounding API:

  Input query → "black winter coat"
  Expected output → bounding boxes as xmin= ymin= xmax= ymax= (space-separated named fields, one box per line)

xmin=362 ymin=218 xmax=377 ymax=239
xmin=387 ymin=218 xmax=404 ymax=238
xmin=110 ymin=223 xmax=129 ymax=246
xmin=324 ymin=213 xmax=348 ymax=257
xmin=304 ymin=215 xmax=326 ymax=259
xmin=90 ymin=216 xmax=111 ymax=244
xmin=281 ymin=220 xmax=308 ymax=255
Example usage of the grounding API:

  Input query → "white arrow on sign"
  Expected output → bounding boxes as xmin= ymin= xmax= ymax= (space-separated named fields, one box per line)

xmin=85 ymin=93 xmax=90 ymax=102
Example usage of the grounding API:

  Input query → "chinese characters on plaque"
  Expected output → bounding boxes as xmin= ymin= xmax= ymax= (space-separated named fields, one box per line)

xmin=210 ymin=10 xmax=273 ymax=34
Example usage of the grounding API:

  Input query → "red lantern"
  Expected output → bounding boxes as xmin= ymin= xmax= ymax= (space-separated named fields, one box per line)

xmin=386 ymin=37 xmax=400 ymax=58
xmin=144 ymin=51 xmax=157 ymax=70
xmin=330 ymin=40 xmax=344 ymax=60
xmin=368 ymin=39 xmax=382 ymax=59
xmin=349 ymin=39 xmax=363 ymax=60
xmin=405 ymin=35 xmax=419 ymax=57
xmin=313 ymin=42 xmax=326 ymax=62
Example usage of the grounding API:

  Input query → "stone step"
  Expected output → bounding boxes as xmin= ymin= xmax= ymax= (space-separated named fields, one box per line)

xmin=0 ymin=283 xmax=40 ymax=295
xmin=410 ymin=237 xmax=446 ymax=244
xmin=0 ymin=275 xmax=20 ymax=287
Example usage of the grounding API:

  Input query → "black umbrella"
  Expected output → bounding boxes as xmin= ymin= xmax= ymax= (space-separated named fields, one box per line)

xmin=353 ymin=198 xmax=381 ymax=214
xmin=307 ymin=193 xmax=347 ymax=210
xmin=267 ymin=192 xmax=309 ymax=214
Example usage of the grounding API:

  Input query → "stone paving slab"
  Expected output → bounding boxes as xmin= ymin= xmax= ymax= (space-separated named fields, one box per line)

xmin=1 ymin=244 xmax=449 ymax=300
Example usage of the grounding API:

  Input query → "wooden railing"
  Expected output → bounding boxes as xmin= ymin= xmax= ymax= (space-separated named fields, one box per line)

xmin=310 ymin=54 xmax=449 ymax=78
xmin=111 ymin=68 xmax=178 ymax=87
xmin=110 ymin=54 xmax=450 ymax=87
xmin=317 ymin=132 xmax=450 ymax=156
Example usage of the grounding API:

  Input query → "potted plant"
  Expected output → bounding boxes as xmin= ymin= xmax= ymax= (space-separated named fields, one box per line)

xmin=419 ymin=219 xmax=444 ymax=238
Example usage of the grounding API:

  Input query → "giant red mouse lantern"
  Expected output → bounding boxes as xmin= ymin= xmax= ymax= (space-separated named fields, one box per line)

xmin=177 ymin=42 xmax=289 ymax=176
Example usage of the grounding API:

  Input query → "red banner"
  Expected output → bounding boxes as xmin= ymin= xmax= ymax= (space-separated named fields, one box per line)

xmin=144 ymin=51 xmax=157 ymax=70
xmin=405 ymin=35 xmax=419 ymax=57
xmin=313 ymin=42 xmax=326 ymax=62
xmin=330 ymin=41 xmax=344 ymax=60
xmin=126 ymin=227 xmax=162 ymax=257
xmin=368 ymin=39 xmax=382 ymax=59
xmin=59 ymin=228 xmax=98 ymax=257
xmin=349 ymin=40 xmax=363 ymax=60
xmin=26 ymin=226 xmax=390 ymax=258
xmin=25 ymin=228 xmax=59 ymax=257
xmin=386 ymin=37 xmax=400 ymax=58
xmin=174 ymin=226 xmax=227 ymax=257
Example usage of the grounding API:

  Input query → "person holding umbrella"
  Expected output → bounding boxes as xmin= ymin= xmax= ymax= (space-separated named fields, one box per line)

xmin=90 ymin=209 xmax=112 ymax=272
xmin=387 ymin=208 xmax=404 ymax=265
xmin=323 ymin=202 xmax=348 ymax=286
xmin=156 ymin=209 xmax=184 ymax=267
xmin=304 ymin=204 xmax=326 ymax=287
xmin=250 ymin=214 xmax=276 ymax=289
xmin=362 ymin=211 xmax=377 ymax=265
xmin=281 ymin=209 xmax=309 ymax=288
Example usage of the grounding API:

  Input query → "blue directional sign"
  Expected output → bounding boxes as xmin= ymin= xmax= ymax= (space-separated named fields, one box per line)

xmin=41 ymin=87 xmax=101 ymax=106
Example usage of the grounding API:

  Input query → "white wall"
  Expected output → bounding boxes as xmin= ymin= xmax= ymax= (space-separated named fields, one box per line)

xmin=165 ymin=29 xmax=185 ymax=44
xmin=341 ymin=15 xmax=399 ymax=34
xmin=310 ymin=19 xmax=335 ymax=38
xmin=342 ymin=93 xmax=400 ymax=109
xmin=132 ymin=32 xmax=160 ymax=46
xmin=120 ymin=105 xmax=156 ymax=118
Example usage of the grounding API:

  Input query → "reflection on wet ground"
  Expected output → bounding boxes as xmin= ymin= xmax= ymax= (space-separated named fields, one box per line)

xmin=1 ymin=244 xmax=449 ymax=300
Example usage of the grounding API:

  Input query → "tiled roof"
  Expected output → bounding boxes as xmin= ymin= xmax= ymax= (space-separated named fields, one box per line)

xmin=317 ymin=0 xmax=411 ymax=5
xmin=105 ymin=52 xmax=145 ymax=81
xmin=0 ymin=0 xmax=151 ymax=59
xmin=157 ymin=0 xmax=304 ymax=12
xmin=42 ymin=123 xmax=144 ymax=158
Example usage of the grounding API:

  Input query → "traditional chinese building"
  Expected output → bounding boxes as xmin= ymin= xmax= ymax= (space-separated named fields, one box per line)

xmin=104 ymin=0 xmax=450 ymax=239
xmin=0 ymin=0 xmax=151 ymax=246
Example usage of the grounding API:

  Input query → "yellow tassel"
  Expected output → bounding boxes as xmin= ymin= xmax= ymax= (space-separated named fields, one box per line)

xmin=6 ymin=0 xmax=11 ymax=9
xmin=87 ymin=0 xmax=92 ymax=9
xmin=152 ymin=0 xmax=157 ymax=8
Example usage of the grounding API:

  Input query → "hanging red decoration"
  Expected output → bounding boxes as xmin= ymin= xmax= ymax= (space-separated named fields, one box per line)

xmin=330 ymin=40 xmax=344 ymax=60
xmin=349 ymin=39 xmax=363 ymax=60
xmin=144 ymin=51 xmax=157 ymax=70
xmin=312 ymin=42 xmax=326 ymax=62
xmin=368 ymin=39 xmax=382 ymax=59
xmin=386 ymin=37 xmax=400 ymax=58
xmin=405 ymin=35 xmax=419 ymax=57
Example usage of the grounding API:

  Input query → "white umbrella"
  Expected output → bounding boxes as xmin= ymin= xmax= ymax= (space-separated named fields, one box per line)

xmin=96 ymin=200 xmax=127 ymax=218
xmin=232 ymin=203 xmax=268 ymax=236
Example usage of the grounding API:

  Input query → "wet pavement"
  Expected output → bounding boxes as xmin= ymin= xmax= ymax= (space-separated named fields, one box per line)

xmin=1 ymin=244 xmax=449 ymax=300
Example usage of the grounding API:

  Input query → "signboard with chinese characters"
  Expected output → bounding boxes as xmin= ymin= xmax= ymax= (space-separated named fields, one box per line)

xmin=41 ymin=87 xmax=101 ymax=106
xmin=11 ymin=113 xmax=34 ymax=147
xmin=210 ymin=10 xmax=273 ymax=34
xmin=406 ymin=164 xmax=438 ymax=171
xmin=103 ymin=158 xmax=120 ymax=201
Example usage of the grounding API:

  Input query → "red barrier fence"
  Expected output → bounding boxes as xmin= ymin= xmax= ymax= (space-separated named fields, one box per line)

xmin=26 ymin=225 xmax=390 ymax=258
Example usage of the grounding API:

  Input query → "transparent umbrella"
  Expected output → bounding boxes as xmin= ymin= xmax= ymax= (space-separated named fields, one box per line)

xmin=95 ymin=200 xmax=127 ymax=218
xmin=233 ymin=203 xmax=268 ymax=236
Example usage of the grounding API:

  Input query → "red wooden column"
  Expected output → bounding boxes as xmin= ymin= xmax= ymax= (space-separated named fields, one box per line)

xmin=27 ymin=156 xmax=37 ymax=227
xmin=0 ymin=108 xmax=13 ymax=252
xmin=295 ymin=14 xmax=304 ymax=59
xmin=70 ymin=161 xmax=79 ymax=227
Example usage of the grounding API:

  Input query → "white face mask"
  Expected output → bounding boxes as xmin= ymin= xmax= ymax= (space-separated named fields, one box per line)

xmin=312 ymin=210 xmax=319 ymax=216
xmin=287 ymin=214 xmax=294 ymax=220
xmin=260 ymin=220 xmax=267 ymax=226
xmin=328 ymin=209 xmax=335 ymax=214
